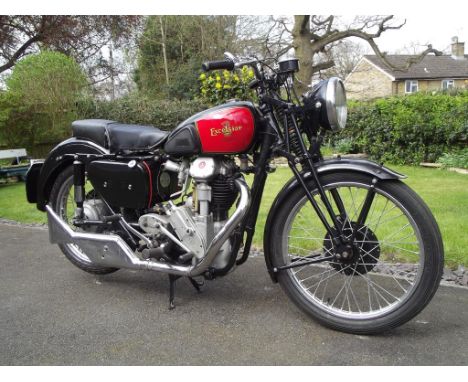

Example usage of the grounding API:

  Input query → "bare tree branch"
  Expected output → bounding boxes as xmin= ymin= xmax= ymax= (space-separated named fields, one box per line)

xmin=312 ymin=60 xmax=335 ymax=72
xmin=0 ymin=15 xmax=142 ymax=79
xmin=0 ymin=33 xmax=42 ymax=73
xmin=289 ymin=15 xmax=443 ymax=93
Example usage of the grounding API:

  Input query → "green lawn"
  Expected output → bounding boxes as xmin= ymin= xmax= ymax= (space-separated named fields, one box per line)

xmin=249 ymin=165 xmax=468 ymax=268
xmin=1 ymin=165 xmax=467 ymax=266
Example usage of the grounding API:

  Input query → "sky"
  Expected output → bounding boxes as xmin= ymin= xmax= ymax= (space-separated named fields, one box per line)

xmin=3 ymin=1 xmax=466 ymax=56
xmin=373 ymin=15 xmax=467 ymax=54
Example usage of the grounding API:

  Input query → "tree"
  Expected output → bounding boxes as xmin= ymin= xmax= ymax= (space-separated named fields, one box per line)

xmin=233 ymin=16 xmax=292 ymax=58
xmin=320 ymin=40 xmax=367 ymax=80
xmin=290 ymin=16 xmax=443 ymax=93
xmin=0 ymin=51 xmax=87 ymax=150
xmin=0 ymin=16 xmax=142 ymax=85
xmin=135 ymin=16 xmax=238 ymax=99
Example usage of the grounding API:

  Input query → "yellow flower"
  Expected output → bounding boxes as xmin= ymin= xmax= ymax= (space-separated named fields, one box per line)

xmin=216 ymin=75 xmax=221 ymax=82
xmin=223 ymin=84 xmax=231 ymax=89
xmin=199 ymin=73 xmax=206 ymax=80
xmin=215 ymin=82 xmax=222 ymax=90
xmin=233 ymin=75 xmax=240 ymax=82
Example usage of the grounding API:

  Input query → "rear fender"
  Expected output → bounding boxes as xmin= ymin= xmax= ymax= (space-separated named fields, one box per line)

xmin=26 ymin=160 xmax=44 ymax=203
xmin=35 ymin=138 xmax=108 ymax=211
xmin=263 ymin=158 xmax=405 ymax=282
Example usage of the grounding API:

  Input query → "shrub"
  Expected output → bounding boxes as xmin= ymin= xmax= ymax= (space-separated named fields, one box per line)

xmin=77 ymin=94 xmax=206 ymax=131
xmin=0 ymin=51 xmax=87 ymax=151
xmin=437 ymin=148 xmax=468 ymax=169
xmin=333 ymin=91 xmax=468 ymax=164
xmin=198 ymin=67 xmax=256 ymax=105
xmin=333 ymin=138 xmax=357 ymax=154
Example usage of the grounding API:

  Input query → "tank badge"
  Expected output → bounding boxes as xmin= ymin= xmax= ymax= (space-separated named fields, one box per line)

xmin=210 ymin=121 xmax=243 ymax=137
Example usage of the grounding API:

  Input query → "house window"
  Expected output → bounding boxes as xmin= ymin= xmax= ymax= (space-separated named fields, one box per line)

xmin=442 ymin=79 xmax=455 ymax=90
xmin=405 ymin=80 xmax=418 ymax=93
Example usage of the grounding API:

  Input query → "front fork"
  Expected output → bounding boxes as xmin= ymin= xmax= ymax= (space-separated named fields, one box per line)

xmin=281 ymin=113 xmax=376 ymax=258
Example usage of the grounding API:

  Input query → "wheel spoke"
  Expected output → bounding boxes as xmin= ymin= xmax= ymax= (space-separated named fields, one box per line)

xmin=304 ymin=265 xmax=351 ymax=292
xmin=288 ymin=236 xmax=332 ymax=241
xmin=283 ymin=179 xmax=427 ymax=320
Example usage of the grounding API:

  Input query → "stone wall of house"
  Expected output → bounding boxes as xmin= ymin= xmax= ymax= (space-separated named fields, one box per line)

xmin=345 ymin=60 xmax=393 ymax=100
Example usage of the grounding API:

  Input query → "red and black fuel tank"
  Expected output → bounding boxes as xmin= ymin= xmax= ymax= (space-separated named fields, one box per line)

xmin=164 ymin=101 xmax=258 ymax=156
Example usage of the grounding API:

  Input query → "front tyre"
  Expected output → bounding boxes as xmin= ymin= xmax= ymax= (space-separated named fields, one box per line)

xmin=49 ymin=166 xmax=119 ymax=275
xmin=270 ymin=172 xmax=443 ymax=334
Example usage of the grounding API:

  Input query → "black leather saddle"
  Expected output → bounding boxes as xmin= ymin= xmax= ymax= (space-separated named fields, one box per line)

xmin=71 ymin=119 xmax=169 ymax=152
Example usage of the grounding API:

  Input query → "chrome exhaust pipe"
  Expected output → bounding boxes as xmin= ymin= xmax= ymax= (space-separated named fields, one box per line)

xmin=46 ymin=177 xmax=250 ymax=276
xmin=46 ymin=204 xmax=148 ymax=270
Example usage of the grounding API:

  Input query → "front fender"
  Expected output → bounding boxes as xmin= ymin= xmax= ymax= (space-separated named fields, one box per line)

xmin=35 ymin=138 xmax=108 ymax=211
xmin=263 ymin=158 xmax=405 ymax=282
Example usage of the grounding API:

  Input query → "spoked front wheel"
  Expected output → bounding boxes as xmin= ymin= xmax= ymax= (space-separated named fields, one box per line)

xmin=270 ymin=172 xmax=443 ymax=334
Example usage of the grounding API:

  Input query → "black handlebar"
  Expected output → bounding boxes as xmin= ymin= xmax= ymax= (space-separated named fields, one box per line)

xmin=202 ymin=59 xmax=235 ymax=72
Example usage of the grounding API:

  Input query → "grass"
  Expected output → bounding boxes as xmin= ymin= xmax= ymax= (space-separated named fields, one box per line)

xmin=1 ymin=165 xmax=467 ymax=267
xmin=247 ymin=165 xmax=468 ymax=268
xmin=0 ymin=180 xmax=47 ymax=224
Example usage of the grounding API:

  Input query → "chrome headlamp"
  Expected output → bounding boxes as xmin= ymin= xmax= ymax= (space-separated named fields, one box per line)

xmin=304 ymin=77 xmax=347 ymax=132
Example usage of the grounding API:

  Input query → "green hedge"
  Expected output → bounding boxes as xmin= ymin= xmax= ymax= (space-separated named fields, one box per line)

xmin=0 ymin=95 xmax=207 ymax=158
xmin=77 ymin=95 xmax=207 ymax=131
xmin=6 ymin=89 xmax=467 ymax=164
xmin=334 ymin=92 xmax=468 ymax=164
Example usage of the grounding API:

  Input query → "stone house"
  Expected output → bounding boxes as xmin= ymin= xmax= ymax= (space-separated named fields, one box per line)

xmin=345 ymin=38 xmax=468 ymax=100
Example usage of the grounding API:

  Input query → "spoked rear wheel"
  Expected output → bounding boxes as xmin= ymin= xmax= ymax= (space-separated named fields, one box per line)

xmin=270 ymin=172 xmax=443 ymax=334
xmin=49 ymin=166 xmax=119 ymax=275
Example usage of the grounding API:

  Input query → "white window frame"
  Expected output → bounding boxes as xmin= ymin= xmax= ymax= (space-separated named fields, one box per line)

xmin=442 ymin=79 xmax=455 ymax=90
xmin=405 ymin=80 xmax=419 ymax=93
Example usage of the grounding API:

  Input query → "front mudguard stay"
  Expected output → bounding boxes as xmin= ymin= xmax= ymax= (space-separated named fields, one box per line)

xmin=263 ymin=158 xmax=405 ymax=282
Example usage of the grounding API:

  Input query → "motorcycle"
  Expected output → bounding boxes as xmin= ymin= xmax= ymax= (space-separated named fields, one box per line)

xmin=26 ymin=52 xmax=444 ymax=334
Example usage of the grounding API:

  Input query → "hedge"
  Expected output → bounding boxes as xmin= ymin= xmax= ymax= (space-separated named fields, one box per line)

xmin=333 ymin=91 xmax=468 ymax=164
xmin=5 ymin=89 xmax=467 ymax=164
xmin=77 ymin=95 xmax=206 ymax=131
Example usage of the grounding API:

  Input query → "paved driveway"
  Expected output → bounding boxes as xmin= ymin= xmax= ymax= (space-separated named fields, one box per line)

xmin=0 ymin=223 xmax=467 ymax=365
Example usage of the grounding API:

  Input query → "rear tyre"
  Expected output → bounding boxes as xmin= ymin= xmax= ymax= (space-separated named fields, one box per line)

xmin=270 ymin=172 xmax=443 ymax=334
xmin=49 ymin=166 xmax=119 ymax=275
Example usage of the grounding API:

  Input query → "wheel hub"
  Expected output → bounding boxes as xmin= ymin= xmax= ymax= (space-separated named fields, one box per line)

xmin=324 ymin=221 xmax=380 ymax=276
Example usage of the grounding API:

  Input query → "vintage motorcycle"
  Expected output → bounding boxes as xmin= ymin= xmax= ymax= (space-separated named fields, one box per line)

xmin=26 ymin=53 xmax=444 ymax=334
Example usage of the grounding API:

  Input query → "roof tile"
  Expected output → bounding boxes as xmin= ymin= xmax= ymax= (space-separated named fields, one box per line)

xmin=364 ymin=54 xmax=468 ymax=79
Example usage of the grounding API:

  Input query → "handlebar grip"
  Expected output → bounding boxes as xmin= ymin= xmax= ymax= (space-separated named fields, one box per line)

xmin=202 ymin=59 xmax=235 ymax=72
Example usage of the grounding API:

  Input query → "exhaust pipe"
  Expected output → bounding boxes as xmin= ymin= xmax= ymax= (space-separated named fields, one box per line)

xmin=46 ymin=178 xmax=250 ymax=277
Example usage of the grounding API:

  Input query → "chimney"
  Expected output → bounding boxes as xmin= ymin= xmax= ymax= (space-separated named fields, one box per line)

xmin=451 ymin=36 xmax=465 ymax=59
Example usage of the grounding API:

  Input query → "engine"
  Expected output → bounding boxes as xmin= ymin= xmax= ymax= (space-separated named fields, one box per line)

xmin=138 ymin=157 xmax=240 ymax=271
